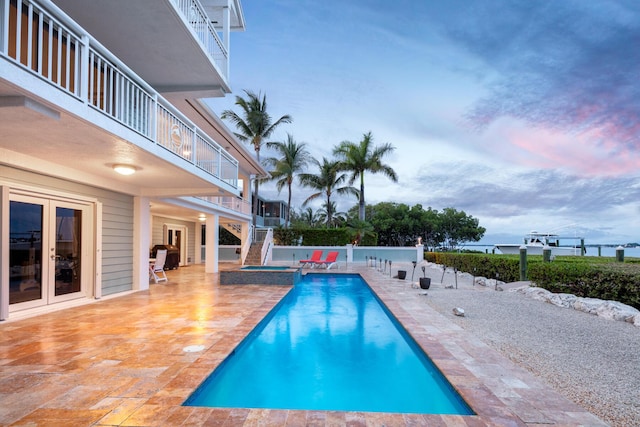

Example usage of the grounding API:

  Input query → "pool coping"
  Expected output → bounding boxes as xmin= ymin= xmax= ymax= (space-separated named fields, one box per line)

xmin=0 ymin=264 xmax=607 ymax=426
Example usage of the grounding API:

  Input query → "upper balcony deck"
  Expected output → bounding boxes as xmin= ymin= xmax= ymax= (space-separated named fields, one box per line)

xmin=0 ymin=0 xmax=256 ymax=218
xmin=54 ymin=0 xmax=244 ymax=98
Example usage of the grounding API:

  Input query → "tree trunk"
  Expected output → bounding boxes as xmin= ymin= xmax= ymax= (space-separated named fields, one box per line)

xmin=286 ymin=182 xmax=292 ymax=228
xmin=359 ymin=172 xmax=365 ymax=221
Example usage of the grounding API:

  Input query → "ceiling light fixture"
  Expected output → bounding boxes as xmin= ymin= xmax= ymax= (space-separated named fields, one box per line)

xmin=113 ymin=164 xmax=137 ymax=175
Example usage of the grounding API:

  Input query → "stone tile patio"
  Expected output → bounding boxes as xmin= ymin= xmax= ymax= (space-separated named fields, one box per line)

xmin=0 ymin=263 xmax=606 ymax=426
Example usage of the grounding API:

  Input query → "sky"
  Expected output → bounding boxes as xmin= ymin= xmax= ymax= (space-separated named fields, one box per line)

xmin=207 ymin=0 xmax=640 ymax=245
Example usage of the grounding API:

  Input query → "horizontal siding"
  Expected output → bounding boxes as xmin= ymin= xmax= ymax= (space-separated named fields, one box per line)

xmin=100 ymin=193 xmax=134 ymax=295
xmin=152 ymin=215 xmax=196 ymax=264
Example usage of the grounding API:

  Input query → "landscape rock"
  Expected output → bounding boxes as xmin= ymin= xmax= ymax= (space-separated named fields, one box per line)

xmin=547 ymin=293 xmax=577 ymax=308
xmin=516 ymin=287 xmax=640 ymax=327
xmin=595 ymin=300 xmax=639 ymax=323
xmin=572 ymin=297 xmax=604 ymax=315
xmin=453 ymin=307 xmax=465 ymax=317
xmin=475 ymin=278 xmax=506 ymax=289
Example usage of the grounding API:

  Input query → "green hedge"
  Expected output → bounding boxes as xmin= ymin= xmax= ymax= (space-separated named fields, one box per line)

xmin=424 ymin=252 xmax=640 ymax=309
xmin=529 ymin=262 xmax=640 ymax=309
xmin=273 ymin=227 xmax=377 ymax=246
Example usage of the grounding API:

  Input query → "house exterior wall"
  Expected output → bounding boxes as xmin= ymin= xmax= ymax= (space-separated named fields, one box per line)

xmin=1 ymin=165 xmax=134 ymax=297
xmin=151 ymin=215 xmax=196 ymax=266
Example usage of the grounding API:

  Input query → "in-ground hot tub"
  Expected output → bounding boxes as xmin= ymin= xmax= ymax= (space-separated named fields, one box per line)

xmin=220 ymin=266 xmax=302 ymax=285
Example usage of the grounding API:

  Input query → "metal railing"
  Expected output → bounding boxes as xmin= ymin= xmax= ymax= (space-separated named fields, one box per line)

xmin=1 ymin=0 xmax=239 ymax=190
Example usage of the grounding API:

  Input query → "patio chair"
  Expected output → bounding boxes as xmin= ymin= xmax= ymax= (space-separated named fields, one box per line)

xmin=313 ymin=251 xmax=340 ymax=270
xmin=149 ymin=249 xmax=168 ymax=283
xmin=299 ymin=250 xmax=323 ymax=268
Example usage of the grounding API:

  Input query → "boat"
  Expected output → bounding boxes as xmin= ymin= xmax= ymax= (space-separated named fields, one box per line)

xmin=494 ymin=231 xmax=585 ymax=256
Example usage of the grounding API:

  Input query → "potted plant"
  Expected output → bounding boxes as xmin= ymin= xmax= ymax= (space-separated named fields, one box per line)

xmin=419 ymin=266 xmax=431 ymax=289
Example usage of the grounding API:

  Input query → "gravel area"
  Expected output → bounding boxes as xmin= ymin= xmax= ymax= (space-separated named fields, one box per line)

xmin=421 ymin=266 xmax=640 ymax=427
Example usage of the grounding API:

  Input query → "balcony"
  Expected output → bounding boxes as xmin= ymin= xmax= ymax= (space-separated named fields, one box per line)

xmin=53 ymin=0 xmax=240 ymax=97
xmin=0 ymin=0 xmax=244 ymax=197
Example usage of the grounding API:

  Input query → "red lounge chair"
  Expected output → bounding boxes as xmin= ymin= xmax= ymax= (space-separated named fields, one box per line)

xmin=314 ymin=251 xmax=340 ymax=270
xmin=299 ymin=250 xmax=323 ymax=268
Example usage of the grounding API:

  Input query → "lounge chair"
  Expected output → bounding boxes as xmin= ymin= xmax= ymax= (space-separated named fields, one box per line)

xmin=313 ymin=251 xmax=340 ymax=270
xmin=149 ymin=249 xmax=168 ymax=283
xmin=299 ymin=250 xmax=323 ymax=268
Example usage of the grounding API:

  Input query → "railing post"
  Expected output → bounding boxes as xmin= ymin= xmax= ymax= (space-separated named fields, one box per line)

xmin=191 ymin=125 xmax=197 ymax=164
xmin=150 ymin=93 xmax=158 ymax=143
xmin=80 ymin=35 xmax=90 ymax=102
xmin=616 ymin=246 xmax=624 ymax=262
xmin=543 ymin=246 xmax=551 ymax=263
xmin=0 ymin=0 xmax=8 ymax=54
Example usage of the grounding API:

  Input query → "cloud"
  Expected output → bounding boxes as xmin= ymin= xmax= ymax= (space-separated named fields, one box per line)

xmin=449 ymin=1 xmax=640 ymax=150
xmin=404 ymin=160 xmax=640 ymax=222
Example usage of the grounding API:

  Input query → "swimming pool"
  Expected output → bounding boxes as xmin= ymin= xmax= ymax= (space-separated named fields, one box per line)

xmin=239 ymin=265 xmax=291 ymax=270
xmin=184 ymin=273 xmax=473 ymax=414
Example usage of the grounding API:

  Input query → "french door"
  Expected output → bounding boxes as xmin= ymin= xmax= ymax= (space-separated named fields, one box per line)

xmin=9 ymin=193 xmax=93 ymax=312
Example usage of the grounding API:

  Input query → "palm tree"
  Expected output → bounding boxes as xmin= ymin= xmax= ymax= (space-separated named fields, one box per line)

xmin=317 ymin=201 xmax=347 ymax=228
xmin=333 ymin=131 xmax=398 ymax=221
xmin=346 ymin=218 xmax=375 ymax=245
xmin=221 ymin=90 xmax=292 ymax=226
xmin=298 ymin=207 xmax=320 ymax=227
xmin=299 ymin=157 xmax=358 ymax=227
xmin=264 ymin=134 xmax=311 ymax=227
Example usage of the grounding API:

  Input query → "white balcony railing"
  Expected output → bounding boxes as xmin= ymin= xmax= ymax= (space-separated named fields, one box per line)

xmin=172 ymin=0 xmax=228 ymax=79
xmin=0 ymin=0 xmax=238 ymax=189
xmin=198 ymin=196 xmax=252 ymax=216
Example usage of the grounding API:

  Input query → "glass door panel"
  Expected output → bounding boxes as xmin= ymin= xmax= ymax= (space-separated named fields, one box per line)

xmin=9 ymin=200 xmax=44 ymax=305
xmin=54 ymin=207 xmax=82 ymax=297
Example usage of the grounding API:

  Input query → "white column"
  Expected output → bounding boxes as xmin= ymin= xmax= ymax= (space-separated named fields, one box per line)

xmin=240 ymin=219 xmax=249 ymax=264
xmin=346 ymin=244 xmax=353 ymax=263
xmin=195 ymin=221 xmax=203 ymax=264
xmin=0 ymin=186 xmax=9 ymax=320
xmin=416 ymin=244 xmax=424 ymax=263
xmin=133 ymin=197 xmax=151 ymax=291
xmin=205 ymin=214 xmax=219 ymax=273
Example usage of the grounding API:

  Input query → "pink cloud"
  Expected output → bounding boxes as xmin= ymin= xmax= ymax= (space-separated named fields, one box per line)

xmin=483 ymin=119 xmax=640 ymax=177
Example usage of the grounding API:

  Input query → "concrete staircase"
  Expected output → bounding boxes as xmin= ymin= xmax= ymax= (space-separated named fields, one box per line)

xmin=244 ymin=242 xmax=263 ymax=265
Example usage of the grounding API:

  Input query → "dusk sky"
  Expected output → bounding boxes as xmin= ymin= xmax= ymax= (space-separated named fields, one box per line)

xmin=208 ymin=0 xmax=640 ymax=245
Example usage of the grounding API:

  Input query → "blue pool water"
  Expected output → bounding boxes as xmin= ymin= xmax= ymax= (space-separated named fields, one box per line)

xmin=184 ymin=273 xmax=473 ymax=414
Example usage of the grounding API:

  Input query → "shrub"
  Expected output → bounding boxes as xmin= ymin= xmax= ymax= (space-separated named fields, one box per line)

xmin=426 ymin=253 xmax=640 ymax=309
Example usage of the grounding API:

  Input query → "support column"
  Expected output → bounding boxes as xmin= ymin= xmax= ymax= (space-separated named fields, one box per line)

xmin=205 ymin=214 xmax=219 ymax=273
xmin=240 ymin=219 xmax=249 ymax=264
xmin=195 ymin=221 xmax=203 ymax=264
xmin=133 ymin=197 xmax=151 ymax=291
xmin=0 ymin=186 xmax=9 ymax=320
xmin=416 ymin=244 xmax=424 ymax=263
